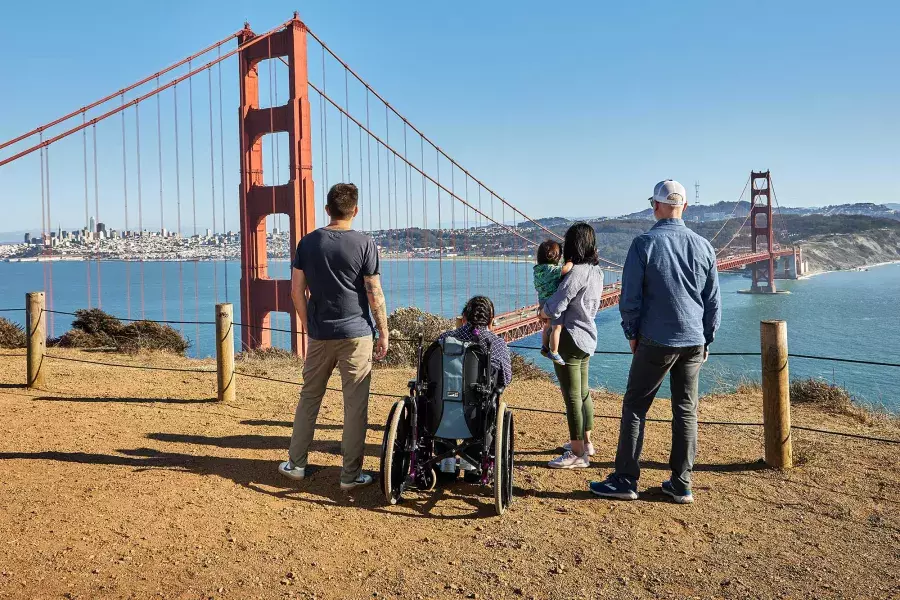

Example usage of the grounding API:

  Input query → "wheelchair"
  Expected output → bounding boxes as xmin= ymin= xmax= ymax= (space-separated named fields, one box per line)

xmin=379 ymin=333 xmax=515 ymax=515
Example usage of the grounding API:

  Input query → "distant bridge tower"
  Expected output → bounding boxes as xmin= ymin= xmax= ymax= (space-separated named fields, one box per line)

xmin=237 ymin=14 xmax=316 ymax=355
xmin=750 ymin=170 xmax=776 ymax=293
xmin=694 ymin=181 xmax=700 ymax=205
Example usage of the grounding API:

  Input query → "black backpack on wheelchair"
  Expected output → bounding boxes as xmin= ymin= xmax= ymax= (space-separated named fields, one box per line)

xmin=379 ymin=333 xmax=515 ymax=515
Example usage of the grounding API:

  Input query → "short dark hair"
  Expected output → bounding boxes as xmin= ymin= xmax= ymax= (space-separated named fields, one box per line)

xmin=562 ymin=222 xmax=599 ymax=266
xmin=461 ymin=295 xmax=495 ymax=329
xmin=326 ymin=183 xmax=359 ymax=220
xmin=536 ymin=240 xmax=561 ymax=265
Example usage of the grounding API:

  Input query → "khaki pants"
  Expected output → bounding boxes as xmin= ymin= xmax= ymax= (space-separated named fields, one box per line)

xmin=288 ymin=336 xmax=373 ymax=484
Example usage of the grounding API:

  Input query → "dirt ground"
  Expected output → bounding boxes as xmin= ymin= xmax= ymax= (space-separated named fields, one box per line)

xmin=0 ymin=349 xmax=898 ymax=600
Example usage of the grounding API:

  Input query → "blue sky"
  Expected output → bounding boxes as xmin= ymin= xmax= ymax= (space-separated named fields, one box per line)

xmin=1 ymin=0 xmax=898 ymax=233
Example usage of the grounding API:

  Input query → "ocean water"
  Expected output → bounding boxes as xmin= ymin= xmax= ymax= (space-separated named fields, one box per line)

xmin=1 ymin=259 xmax=897 ymax=410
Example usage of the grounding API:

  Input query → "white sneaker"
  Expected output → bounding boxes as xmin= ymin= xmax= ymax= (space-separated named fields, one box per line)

xmin=278 ymin=460 xmax=305 ymax=481
xmin=340 ymin=472 xmax=374 ymax=491
xmin=562 ymin=441 xmax=595 ymax=457
xmin=547 ymin=451 xmax=589 ymax=469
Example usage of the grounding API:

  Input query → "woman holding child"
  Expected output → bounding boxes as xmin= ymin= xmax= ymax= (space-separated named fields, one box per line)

xmin=536 ymin=223 xmax=605 ymax=469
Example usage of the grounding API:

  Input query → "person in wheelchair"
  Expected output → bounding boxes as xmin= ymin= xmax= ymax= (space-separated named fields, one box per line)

xmin=380 ymin=296 xmax=516 ymax=515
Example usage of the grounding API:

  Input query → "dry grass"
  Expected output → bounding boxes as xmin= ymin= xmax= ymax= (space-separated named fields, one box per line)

xmin=0 ymin=317 xmax=26 ymax=349
xmin=51 ymin=308 xmax=189 ymax=355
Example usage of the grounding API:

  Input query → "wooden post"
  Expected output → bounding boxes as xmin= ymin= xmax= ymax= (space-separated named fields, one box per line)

xmin=26 ymin=291 xmax=46 ymax=388
xmin=760 ymin=320 xmax=792 ymax=468
xmin=216 ymin=303 xmax=236 ymax=403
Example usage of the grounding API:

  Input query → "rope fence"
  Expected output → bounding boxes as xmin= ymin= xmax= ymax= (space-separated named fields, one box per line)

xmin=10 ymin=308 xmax=898 ymax=369
xmin=7 ymin=299 xmax=900 ymax=452
xmin=20 ymin=346 xmax=898 ymax=446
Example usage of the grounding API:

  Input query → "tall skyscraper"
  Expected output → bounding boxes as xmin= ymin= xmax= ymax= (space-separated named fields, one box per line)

xmin=90 ymin=216 xmax=96 ymax=233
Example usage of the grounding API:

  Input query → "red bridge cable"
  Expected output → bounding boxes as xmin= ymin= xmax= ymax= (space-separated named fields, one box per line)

xmin=716 ymin=202 xmax=753 ymax=258
xmin=309 ymin=83 xmax=543 ymax=251
xmin=121 ymin=94 xmax=131 ymax=320
xmin=451 ymin=166 xmax=457 ymax=312
xmin=305 ymin=31 xmax=566 ymax=247
xmin=0 ymin=32 xmax=239 ymax=154
xmin=708 ymin=175 xmax=750 ymax=246
xmin=384 ymin=105 xmax=391 ymax=302
xmin=157 ymin=76 xmax=166 ymax=321
xmin=217 ymin=51 xmax=228 ymax=302
xmin=92 ymin=124 xmax=102 ymax=308
xmin=321 ymin=46 xmax=329 ymax=228
xmin=174 ymin=83 xmax=185 ymax=337
xmin=82 ymin=114 xmax=92 ymax=309
xmin=188 ymin=60 xmax=199 ymax=354
xmin=45 ymin=147 xmax=55 ymax=337
xmin=420 ymin=136 xmax=428 ymax=313
xmin=136 ymin=100 xmax=146 ymax=318
xmin=0 ymin=20 xmax=292 ymax=170
xmin=345 ymin=68 xmax=351 ymax=181
xmin=209 ymin=67 xmax=218 ymax=306
xmin=403 ymin=125 xmax=412 ymax=306
xmin=436 ymin=147 xmax=443 ymax=316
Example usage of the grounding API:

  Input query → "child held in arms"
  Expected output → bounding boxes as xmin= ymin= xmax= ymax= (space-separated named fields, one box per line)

xmin=533 ymin=240 xmax=573 ymax=366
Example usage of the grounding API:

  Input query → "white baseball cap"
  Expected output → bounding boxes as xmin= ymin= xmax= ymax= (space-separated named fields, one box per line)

xmin=649 ymin=180 xmax=687 ymax=206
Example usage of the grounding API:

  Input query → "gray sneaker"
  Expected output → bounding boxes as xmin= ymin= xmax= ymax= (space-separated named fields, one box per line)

xmin=547 ymin=451 xmax=589 ymax=469
xmin=562 ymin=441 xmax=595 ymax=457
xmin=278 ymin=460 xmax=305 ymax=481
xmin=340 ymin=472 xmax=374 ymax=491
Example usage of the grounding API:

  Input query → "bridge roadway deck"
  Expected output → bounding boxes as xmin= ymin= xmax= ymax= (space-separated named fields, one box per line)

xmin=492 ymin=249 xmax=797 ymax=342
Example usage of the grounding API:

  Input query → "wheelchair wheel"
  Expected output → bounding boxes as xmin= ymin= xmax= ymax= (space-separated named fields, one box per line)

xmin=493 ymin=403 xmax=514 ymax=516
xmin=380 ymin=399 xmax=411 ymax=505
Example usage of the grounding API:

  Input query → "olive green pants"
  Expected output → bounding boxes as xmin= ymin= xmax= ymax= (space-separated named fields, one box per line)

xmin=552 ymin=329 xmax=594 ymax=441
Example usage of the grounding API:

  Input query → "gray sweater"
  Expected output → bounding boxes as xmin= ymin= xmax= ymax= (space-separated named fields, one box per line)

xmin=543 ymin=263 xmax=605 ymax=355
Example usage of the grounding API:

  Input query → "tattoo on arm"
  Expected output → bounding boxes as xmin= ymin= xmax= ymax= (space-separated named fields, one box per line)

xmin=364 ymin=275 xmax=389 ymax=334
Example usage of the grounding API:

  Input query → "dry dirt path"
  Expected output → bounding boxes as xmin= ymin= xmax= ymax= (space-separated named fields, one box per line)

xmin=0 ymin=350 xmax=897 ymax=600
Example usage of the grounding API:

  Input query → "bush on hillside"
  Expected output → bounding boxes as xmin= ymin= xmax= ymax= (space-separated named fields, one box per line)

xmin=381 ymin=307 xmax=454 ymax=368
xmin=790 ymin=378 xmax=853 ymax=410
xmin=53 ymin=308 xmax=189 ymax=355
xmin=116 ymin=321 xmax=190 ymax=354
xmin=0 ymin=318 xmax=27 ymax=348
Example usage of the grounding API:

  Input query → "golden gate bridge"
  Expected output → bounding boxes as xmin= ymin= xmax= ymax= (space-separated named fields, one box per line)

xmin=0 ymin=13 xmax=802 ymax=352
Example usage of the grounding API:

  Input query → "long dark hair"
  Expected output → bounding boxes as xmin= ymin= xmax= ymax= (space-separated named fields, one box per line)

xmin=461 ymin=295 xmax=495 ymax=333
xmin=563 ymin=222 xmax=599 ymax=266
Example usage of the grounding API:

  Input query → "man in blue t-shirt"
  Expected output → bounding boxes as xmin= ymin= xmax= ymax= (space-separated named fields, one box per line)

xmin=278 ymin=183 xmax=389 ymax=491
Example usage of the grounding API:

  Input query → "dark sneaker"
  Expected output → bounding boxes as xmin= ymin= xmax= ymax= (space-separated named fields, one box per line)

xmin=589 ymin=474 xmax=638 ymax=500
xmin=540 ymin=345 xmax=550 ymax=358
xmin=340 ymin=472 xmax=374 ymax=491
xmin=278 ymin=460 xmax=306 ymax=481
xmin=548 ymin=351 xmax=566 ymax=366
xmin=661 ymin=480 xmax=694 ymax=504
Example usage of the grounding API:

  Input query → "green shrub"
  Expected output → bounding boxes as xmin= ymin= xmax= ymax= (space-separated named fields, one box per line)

xmin=0 ymin=318 xmax=26 ymax=348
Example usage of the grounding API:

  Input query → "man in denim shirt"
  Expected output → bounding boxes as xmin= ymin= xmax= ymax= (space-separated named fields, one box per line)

xmin=591 ymin=180 xmax=721 ymax=504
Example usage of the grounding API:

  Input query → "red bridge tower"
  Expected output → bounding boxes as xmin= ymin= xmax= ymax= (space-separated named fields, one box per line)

xmin=749 ymin=170 xmax=776 ymax=293
xmin=237 ymin=15 xmax=315 ymax=354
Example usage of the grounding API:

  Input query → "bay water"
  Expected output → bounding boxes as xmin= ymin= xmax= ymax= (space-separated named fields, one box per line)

xmin=1 ymin=259 xmax=897 ymax=410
